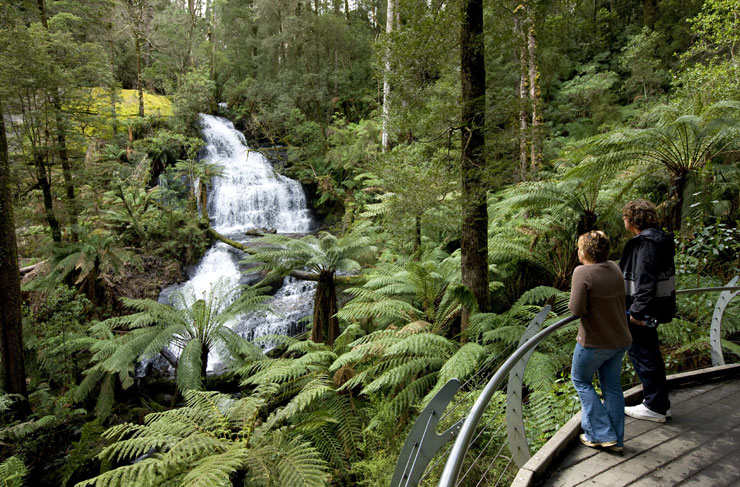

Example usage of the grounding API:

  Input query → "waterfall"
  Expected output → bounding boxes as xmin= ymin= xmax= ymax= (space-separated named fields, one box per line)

xmin=200 ymin=114 xmax=313 ymax=234
xmin=150 ymin=114 xmax=317 ymax=375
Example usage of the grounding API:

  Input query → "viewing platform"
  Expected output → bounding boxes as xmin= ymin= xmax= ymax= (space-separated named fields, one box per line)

xmin=519 ymin=366 xmax=740 ymax=487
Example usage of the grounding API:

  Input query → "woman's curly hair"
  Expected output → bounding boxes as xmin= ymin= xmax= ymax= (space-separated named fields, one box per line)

xmin=578 ymin=230 xmax=610 ymax=263
xmin=622 ymin=199 xmax=659 ymax=230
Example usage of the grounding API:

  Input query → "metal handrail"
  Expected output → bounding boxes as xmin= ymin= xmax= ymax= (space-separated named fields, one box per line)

xmin=435 ymin=281 xmax=740 ymax=487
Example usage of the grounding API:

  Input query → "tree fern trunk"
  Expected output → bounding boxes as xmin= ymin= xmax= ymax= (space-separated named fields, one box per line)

xmin=201 ymin=344 xmax=209 ymax=389
xmin=312 ymin=271 xmax=340 ymax=345
xmin=413 ymin=214 xmax=421 ymax=260
xmin=667 ymin=170 xmax=688 ymax=232
xmin=200 ymin=183 xmax=209 ymax=222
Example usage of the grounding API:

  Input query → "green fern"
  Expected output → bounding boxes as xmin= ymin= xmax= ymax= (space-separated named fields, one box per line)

xmin=0 ymin=457 xmax=27 ymax=487
xmin=76 ymin=391 xmax=329 ymax=487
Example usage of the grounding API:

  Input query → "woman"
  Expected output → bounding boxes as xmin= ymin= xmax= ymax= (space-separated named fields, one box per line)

xmin=569 ymin=231 xmax=632 ymax=451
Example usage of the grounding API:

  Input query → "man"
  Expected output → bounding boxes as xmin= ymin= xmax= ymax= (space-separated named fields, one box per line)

xmin=620 ymin=199 xmax=676 ymax=422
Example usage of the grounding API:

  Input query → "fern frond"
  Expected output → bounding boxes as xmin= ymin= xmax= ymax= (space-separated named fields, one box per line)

xmin=181 ymin=445 xmax=249 ymax=487
xmin=275 ymin=435 xmax=329 ymax=487
xmin=0 ymin=456 xmax=27 ymax=487
xmin=272 ymin=375 xmax=333 ymax=423
xmin=177 ymin=339 xmax=204 ymax=392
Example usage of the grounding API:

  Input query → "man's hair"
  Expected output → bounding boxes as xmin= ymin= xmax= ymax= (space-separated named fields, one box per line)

xmin=578 ymin=230 xmax=610 ymax=263
xmin=622 ymin=199 xmax=659 ymax=230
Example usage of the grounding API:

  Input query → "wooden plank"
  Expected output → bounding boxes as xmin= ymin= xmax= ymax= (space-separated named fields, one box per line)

xmin=535 ymin=378 xmax=740 ymax=487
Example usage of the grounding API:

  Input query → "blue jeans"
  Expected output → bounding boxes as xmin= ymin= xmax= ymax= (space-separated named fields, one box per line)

xmin=571 ymin=343 xmax=629 ymax=446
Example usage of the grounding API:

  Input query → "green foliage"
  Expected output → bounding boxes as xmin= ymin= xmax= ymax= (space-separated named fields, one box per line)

xmin=24 ymin=284 xmax=92 ymax=386
xmin=618 ymin=28 xmax=668 ymax=103
xmin=338 ymin=250 xmax=476 ymax=334
xmin=172 ymin=70 xmax=216 ymax=134
xmin=0 ymin=457 xmax=27 ymax=487
xmin=675 ymin=0 xmax=740 ymax=104
xmin=76 ymin=391 xmax=329 ymax=487
xmin=26 ymin=230 xmax=140 ymax=309
xmin=245 ymin=221 xmax=377 ymax=277
xmin=73 ymin=280 xmax=269 ymax=419
xmin=524 ymin=374 xmax=580 ymax=450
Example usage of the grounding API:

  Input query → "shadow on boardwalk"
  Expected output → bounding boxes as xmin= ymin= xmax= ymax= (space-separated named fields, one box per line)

xmin=514 ymin=364 xmax=740 ymax=487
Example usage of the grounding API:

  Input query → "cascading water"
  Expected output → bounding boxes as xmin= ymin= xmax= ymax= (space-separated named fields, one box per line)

xmin=154 ymin=114 xmax=317 ymax=374
xmin=202 ymin=114 xmax=313 ymax=234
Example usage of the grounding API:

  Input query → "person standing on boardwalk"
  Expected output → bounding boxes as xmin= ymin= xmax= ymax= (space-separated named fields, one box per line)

xmin=569 ymin=231 xmax=632 ymax=451
xmin=620 ymin=199 xmax=677 ymax=423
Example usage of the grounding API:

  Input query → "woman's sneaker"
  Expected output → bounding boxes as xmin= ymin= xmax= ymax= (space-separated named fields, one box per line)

xmin=579 ymin=433 xmax=617 ymax=449
xmin=624 ymin=403 xmax=666 ymax=422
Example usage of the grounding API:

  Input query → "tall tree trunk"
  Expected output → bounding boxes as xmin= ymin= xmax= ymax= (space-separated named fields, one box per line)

xmin=514 ymin=12 xmax=529 ymax=180
xmin=36 ymin=154 xmax=62 ymax=243
xmin=643 ymin=0 xmax=657 ymax=30
xmin=413 ymin=214 xmax=422 ymax=260
xmin=37 ymin=0 xmax=80 ymax=241
xmin=185 ymin=0 xmax=197 ymax=71
xmin=381 ymin=0 xmax=394 ymax=152
xmin=135 ymin=30 xmax=145 ymax=117
xmin=312 ymin=271 xmax=339 ymax=345
xmin=0 ymin=98 xmax=31 ymax=418
xmin=526 ymin=2 xmax=542 ymax=172
xmin=460 ymin=0 xmax=489 ymax=332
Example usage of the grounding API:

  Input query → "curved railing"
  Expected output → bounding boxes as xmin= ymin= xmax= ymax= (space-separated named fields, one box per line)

xmin=391 ymin=277 xmax=740 ymax=487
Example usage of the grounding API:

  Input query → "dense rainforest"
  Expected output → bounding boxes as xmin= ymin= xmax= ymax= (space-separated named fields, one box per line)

xmin=1 ymin=0 xmax=739 ymax=485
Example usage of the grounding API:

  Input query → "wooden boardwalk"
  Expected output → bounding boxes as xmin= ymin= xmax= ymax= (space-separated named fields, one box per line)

xmin=539 ymin=378 xmax=740 ymax=487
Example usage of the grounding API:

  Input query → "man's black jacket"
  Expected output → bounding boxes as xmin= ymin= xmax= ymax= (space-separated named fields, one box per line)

xmin=619 ymin=227 xmax=677 ymax=323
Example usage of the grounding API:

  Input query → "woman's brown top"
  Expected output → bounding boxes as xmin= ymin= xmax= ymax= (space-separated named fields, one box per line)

xmin=568 ymin=261 xmax=632 ymax=349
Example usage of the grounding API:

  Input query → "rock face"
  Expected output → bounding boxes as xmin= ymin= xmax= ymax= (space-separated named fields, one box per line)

xmin=245 ymin=227 xmax=277 ymax=236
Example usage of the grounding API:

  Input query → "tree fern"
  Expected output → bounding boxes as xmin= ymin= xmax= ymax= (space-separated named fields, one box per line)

xmin=75 ymin=280 xmax=269 ymax=419
xmin=76 ymin=391 xmax=329 ymax=487
xmin=337 ymin=251 xmax=474 ymax=333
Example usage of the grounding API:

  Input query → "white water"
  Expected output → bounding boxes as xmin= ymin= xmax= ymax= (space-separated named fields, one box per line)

xmin=149 ymin=115 xmax=317 ymax=375
xmin=200 ymin=114 xmax=313 ymax=234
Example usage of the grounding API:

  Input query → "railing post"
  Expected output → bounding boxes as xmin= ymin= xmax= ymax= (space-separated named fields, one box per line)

xmin=710 ymin=276 xmax=740 ymax=366
xmin=506 ymin=306 xmax=551 ymax=468
xmin=390 ymin=379 xmax=464 ymax=487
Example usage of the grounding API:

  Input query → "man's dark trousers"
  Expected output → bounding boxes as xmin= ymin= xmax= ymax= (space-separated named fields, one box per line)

xmin=628 ymin=322 xmax=670 ymax=414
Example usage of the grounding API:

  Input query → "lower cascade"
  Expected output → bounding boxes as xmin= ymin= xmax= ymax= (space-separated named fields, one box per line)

xmin=152 ymin=114 xmax=317 ymax=374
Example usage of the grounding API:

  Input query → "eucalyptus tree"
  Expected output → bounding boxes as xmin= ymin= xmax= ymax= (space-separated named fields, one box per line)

xmin=0 ymin=93 xmax=30 ymax=417
xmin=460 ymin=0 xmax=490 ymax=327
xmin=572 ymin=101 xmax=740 ymax=231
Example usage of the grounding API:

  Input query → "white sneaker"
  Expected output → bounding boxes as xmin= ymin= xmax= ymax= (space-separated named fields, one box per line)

xmin=624 ymin=403 xmax=666 ymax=423
xmin=666 ymin=409 xmax=672 ymax=419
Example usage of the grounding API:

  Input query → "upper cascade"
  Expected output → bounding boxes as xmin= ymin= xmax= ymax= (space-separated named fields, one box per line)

xmin=199 ymin=114 xmax=313 ymax=234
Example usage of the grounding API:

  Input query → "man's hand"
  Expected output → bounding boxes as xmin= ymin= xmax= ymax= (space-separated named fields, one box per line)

xmin=630 ymin=316 xmax=646 ymax=326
